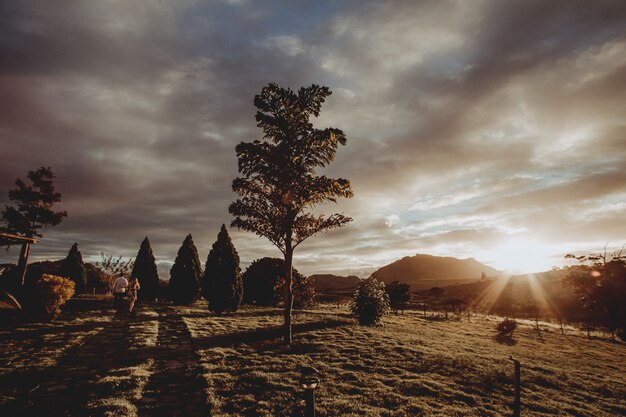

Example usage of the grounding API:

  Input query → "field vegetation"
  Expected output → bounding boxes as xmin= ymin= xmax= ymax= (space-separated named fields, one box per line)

xmin=1 ymin=299 xmax=624 ymax=416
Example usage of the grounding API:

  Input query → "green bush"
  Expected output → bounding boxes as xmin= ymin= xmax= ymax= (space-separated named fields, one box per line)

xmin=36 ymin=274 xmax=75 ymax=319
xmin=351 ymin=278 xmax=390 ymax=326
xmin=495 ymin=318 xmax=517 ymax=337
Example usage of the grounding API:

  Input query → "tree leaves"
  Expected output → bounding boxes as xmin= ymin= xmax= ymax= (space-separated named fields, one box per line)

xmin=2 ymin=167 xmax=67 ymax=239
xmin=230 ymin=84 xmax=353 ymax=253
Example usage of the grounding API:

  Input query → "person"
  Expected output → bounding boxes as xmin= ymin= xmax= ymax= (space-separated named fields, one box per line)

xmin=127 ymin=277 xmax=140 ymax=314
xmin=112 ymin=274 xmax=128 ymax=310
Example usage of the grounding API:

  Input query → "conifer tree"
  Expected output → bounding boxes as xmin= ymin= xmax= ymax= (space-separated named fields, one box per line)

xmin=169 ymin=234 xmax=202 ymax=305
xmin=59 ymin=242 xmax=87 ymax=295
xmin=131 ymin=237 xmax=159 ymax=301
xmin=202 ymin=225 xmax=242 ymax=314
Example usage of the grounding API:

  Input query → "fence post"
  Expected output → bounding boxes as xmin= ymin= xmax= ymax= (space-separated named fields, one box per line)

xmin=509 ymin=356 xmax=521 ymax=417
xmin=300 ymin=366 xmax=319 ymax=417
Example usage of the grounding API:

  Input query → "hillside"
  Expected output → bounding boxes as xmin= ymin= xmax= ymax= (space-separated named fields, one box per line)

xmin=310 ymin=274 xmax=361 ymax=293
xmin=371 ymin=254 xmax=500 ymax=290
xmin=422 ymin=269 xmax=590 ymax=321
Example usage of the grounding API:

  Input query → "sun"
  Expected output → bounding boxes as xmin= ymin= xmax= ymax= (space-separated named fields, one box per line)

xmin=485 ymin=238 xmax=554 ymax=273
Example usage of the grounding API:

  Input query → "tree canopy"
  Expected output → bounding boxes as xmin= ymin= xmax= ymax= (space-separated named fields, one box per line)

xmin=229 ymin=83 xmax=353 ymax=344
xmin=1 ymin=167 xmax=67 ymax=239
xmin=242 ymin=257 xmax=316 ymax=309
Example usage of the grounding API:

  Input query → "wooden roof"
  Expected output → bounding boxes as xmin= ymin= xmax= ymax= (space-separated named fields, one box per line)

xmin=0 ymin=232 xmax=39 ymax=245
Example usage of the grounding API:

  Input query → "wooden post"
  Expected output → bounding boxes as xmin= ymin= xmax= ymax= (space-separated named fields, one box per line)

xmin=17 ymin=242 xmax=31 ymax=287
xmin=467 ymin=306 xmax=470 ymax=322
xmin=510 ymin=356 xmax=521 ymax=417
xmin=304 ymin=388 xmax=316 ymax=417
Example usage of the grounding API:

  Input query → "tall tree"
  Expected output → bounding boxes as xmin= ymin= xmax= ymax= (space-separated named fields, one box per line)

xmin=59 ymin=242 xmax=87 ymax=295
xmin=230 ymin=84 xmax=353 ymax=345
xmin=131 ymin=237 xmax=159 ymax=301
xmin=202 ymin=225 xmax=242 ymax=314
xmin=2 ymin=167 xmax=67 ymax=239
xmin=169 ymin=234 xmax=202 ymax=305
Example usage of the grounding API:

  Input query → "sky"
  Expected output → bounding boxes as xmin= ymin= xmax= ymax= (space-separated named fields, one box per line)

xmin=1 ymin=0 xmax=625 ymax=277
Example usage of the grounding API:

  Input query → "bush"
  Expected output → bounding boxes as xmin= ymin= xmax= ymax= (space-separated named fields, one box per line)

xmin=350 ymin=278 xmax=390 ymax=326
xmin=242 ymin=257 xmax=316 ymax=309
xmin=36 ymin=274 xmax=75 ymax=319
xmin=496 ymin=318 xmax=517 ymax=337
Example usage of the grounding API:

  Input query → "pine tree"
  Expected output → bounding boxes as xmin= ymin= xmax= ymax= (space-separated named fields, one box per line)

xmin=59 ymin=242 xmax=87 ymax=295
xmin=169 ymin=234 xmax=202 ymax=305
xmin=202 ymin=225 xmax=242 ymax=314
xmin=131 ymin=237 xmax=159 ymax=301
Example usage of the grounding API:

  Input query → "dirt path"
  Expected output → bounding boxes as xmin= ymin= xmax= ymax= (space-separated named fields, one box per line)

xmin=0 ymin=304 xmax=210 ymax=417
xmin=136 ymin=305 xmax=209 ymax=417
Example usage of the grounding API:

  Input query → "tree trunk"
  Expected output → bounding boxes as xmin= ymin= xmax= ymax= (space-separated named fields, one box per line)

xmin=284 ymin=244 xmax=294 ymax=346
xmin=18 ymin=242 xmax=31 ymax=287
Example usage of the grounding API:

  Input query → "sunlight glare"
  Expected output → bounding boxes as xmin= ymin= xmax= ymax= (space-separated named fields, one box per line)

xmin=485 ymin=238 xmax=554 ymax=273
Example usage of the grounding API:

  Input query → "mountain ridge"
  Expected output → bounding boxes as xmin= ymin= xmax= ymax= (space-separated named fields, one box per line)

xmin=370 ymin=253 xmax=500 ymax=290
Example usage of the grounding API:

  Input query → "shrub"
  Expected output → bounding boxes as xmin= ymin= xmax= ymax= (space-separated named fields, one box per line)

xmin=242 ymin=257 xmax=316 ymax=309
xmin=351 ymin=277 xmax=390 ymax=326
xmin=386 ymin=281 xmax=411 ymax=314
xmin=36 ymin=274 xmax=75 ymax=319
xmin=496 ymin=318 xmax=517 ymax=337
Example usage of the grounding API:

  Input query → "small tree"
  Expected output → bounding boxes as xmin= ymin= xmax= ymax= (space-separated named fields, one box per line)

xmin=242 ymin=257 xmax=316 ymax=309
xmin=564 ymin=248 xmax=626 ymax=340
xmin=131 ymin=237 xmax=160 ymax=301
xmin=386 ymin=281 xmax=410 ymax=314
xmin=202 ymin=225 xmax=242 ymax=314
xmin=230 ymin=84 xmax=353 ymax=345
xmin=59 ymin=243 xmax=86 ymax=295
xmin=169 ymin=234 xmax=202 ymax=305
xmin=291 ymin=273 xmax=316 ymax=310
xmin=97 ymin=252 xmax=134 ymax=293
xmin=1 ymin=167 xmax=67 ymax=239
xmin=496 ymin=318 xmax=517 ymax=337
xmin=36 ymin=274 xmax=75 ymax=319
xmin=351 ymin=278 xmax=390 ymax=326
xmin=243 ymin=257 xmax=283 ymax=306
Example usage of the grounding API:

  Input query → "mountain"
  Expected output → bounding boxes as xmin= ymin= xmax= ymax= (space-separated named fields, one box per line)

xmin=371 ymin=254 xmax=500 ymax=290
xmin=310 ymin=274 xmax=362 ymax=293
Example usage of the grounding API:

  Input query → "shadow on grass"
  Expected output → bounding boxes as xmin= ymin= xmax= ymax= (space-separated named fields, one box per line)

xmin=193 ymin=319 xmax=350 ymax=349
xmin=494 ymin=334 xmax=517 ymax=345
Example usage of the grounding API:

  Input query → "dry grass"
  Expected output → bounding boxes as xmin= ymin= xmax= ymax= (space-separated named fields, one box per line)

xmin=0 ymin=301 xmax=624 ymax=416
xmin=180 ymin=303 xmax=625 ymax=416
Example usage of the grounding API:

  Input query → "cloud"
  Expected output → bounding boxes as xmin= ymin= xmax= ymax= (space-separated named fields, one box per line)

xmin=1 ymin=0 xmax=625 ymax=276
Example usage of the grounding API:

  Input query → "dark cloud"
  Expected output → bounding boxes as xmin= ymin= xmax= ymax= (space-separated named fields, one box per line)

xmin=1 ymin=0 xmax=625 ymax=275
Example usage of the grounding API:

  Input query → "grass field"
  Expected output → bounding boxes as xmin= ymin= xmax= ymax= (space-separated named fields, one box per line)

xmin=1 ymin=300 xmax=624 ymax=416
